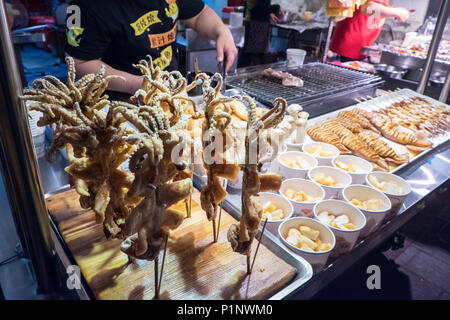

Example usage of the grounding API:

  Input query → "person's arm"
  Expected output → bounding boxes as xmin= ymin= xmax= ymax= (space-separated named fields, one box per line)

xmin=361 ymin=1 xmax=410 ymax=22
xmin=73 ymin=58 xmax=143 ymax=95
xmin=183 ymin=6 xmax=237 ymax=72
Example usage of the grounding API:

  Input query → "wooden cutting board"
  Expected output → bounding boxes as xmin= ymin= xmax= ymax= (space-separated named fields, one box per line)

xmin=47 ymin=189 xmax=296 ymax=300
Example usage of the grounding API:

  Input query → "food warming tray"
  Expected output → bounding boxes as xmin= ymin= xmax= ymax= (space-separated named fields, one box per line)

xmin=227 ymin=62 xmax=384 ymax=117
xmin=305 ymin=88 xmax=450 ymax=174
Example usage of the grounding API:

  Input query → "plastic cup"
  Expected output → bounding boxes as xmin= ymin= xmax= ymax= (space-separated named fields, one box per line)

xmin=332 ymin=155 xmax=373 ymax=185
xmin=343 ymin=185 xmax=392 ymax=238
xmin=280 ymin=178 xmax=325 ymax=218
xmin=252 ymin=192 xmax=293 ymax=235
xmin=313 ymin=200 xmax=366 ymax=257
xmin=277 ymin=151 xmax=317 ymax=180
xmin=308 ymin=166 xmax=352 ymax=200
xmin=287 ymin=48 xmax=306 ymax=67
xmin=279 ymin=217 xmax=335 ymax=273
xmin=302 ymin=142 xmax=340 ymax=166
xmin=366 ymin=172 xmax=411 ymax=221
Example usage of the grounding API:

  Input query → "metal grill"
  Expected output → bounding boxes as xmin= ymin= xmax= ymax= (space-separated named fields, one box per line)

xmin=227 ymin=62 xmax=382 ymax=107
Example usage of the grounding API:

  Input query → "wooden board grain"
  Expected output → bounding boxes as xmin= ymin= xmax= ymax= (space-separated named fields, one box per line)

xmin=47 ymin=189 xmax=296 ymax=300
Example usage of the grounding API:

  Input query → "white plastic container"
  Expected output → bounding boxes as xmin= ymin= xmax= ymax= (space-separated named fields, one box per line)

xmin=302 ymin=142 xmax=340 ymax=166
xmin=28 ymin=110 xmax=46 ymax=159
xmin=280 ymin=178 xmax=325 ymax=218
xmin=252 ymin=192 xmax=293 ymax=235
xmin=343 ymin=185 xmax=392 ymax=238
xmin=366 ymin=172 xmax=411 ymax=220
xmin=277 ymin=151 xmax=317 ymax=180
xmin=230 ymin=12 xmax=243 ymax=27
xmin=287 ymin=48 xmax=306 ymax=67
xmin=332 ymin=155 xmax=373 ymax=185
xmin=278 ymin=217 xmax=335 ymax=273
xmin=308 ymin=166 xmax=352 ymax=200
xmin=313 ymin=200 xmax=366 ymax=257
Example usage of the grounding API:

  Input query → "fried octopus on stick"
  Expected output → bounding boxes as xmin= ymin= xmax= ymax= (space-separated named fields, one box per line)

xmin=114 ymin=97 xmax=193 ymax=261
xmin=21 ymin=57 xmax=136 ymax=238
xmin=227 ymin=96 xmax=287 ymax=257
xmin=197 ymin=73 xmax=240 ymax=229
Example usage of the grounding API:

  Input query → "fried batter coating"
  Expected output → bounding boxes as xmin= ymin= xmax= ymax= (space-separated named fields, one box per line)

xmin=227 ymin=96 xmax=287 ymax=256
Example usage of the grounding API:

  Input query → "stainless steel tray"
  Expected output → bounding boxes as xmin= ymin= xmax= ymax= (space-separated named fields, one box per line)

xmin=306 ymin=88 xmax=450 ymax=174
xmin=192 ymin=176 xmax=313 ymax=300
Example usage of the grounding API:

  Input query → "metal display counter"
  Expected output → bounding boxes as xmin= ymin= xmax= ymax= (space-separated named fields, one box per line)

xmin=219 ymin=141 xmax=450 ymax=299
xmin=38 ymin=88 xmax=450 ymax=300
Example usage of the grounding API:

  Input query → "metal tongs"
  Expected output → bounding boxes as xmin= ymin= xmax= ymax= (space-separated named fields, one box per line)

xmin=218 ymin=56 xmax=227 ymax=94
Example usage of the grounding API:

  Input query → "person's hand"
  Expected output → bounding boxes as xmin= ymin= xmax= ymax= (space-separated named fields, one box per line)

xmin=393 ymin=7 xmax=410 ymax=22
xmin=216 ymin=28 xmax=238 ymax=72
xmin=270 ymin=13 xmax=279 ymax=25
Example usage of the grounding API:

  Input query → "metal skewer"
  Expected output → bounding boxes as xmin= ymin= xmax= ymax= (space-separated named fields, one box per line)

xmin=248 ymin=218 xmax=268 ymax=275
xmin=154 ymin=256 xmax=159 ymax=299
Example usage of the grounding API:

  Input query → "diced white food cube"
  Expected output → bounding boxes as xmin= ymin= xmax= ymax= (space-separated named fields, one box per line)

xmin=334 ymin=214 xmax=350 ymax=225
xmin=298 ymin=235 xmax=317 ymax=250
xmin=300 ymin=226 xmax=320 ymax=241
xmin=318 ymin=211 xmax=332 ymax=224
xmin=336 ymin=160 xmax=349 ymax=171
xmin=288 ymin=228 xmax=302 ymax=238
xmin=286 ymin=235 xmax=299 ymax=247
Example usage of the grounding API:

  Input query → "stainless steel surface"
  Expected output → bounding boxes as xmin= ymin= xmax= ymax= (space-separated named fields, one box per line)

xmin=439 ymin=69 xmax=450 ymax=102
xmin=11 ymin=25 xmax=48 ymax=34
xmin=308 ymin=88 xmax=450 ymax=175
xmin=227 ymin=62 xmax=383 ymax=117
xmin=192 ymin=176 xmax=313 ymax=300
xmin=418 ymin=0 xmax=450 ymax=94
xmin=0 ymin=1 xmax=58 ymax=293
xmin=363 ymin=46 xmax=450 ymax=77
xmin=12 ymin=32 xmax=46 ymax=45
xmin=218 ymin=102 xmax=450 ymax=299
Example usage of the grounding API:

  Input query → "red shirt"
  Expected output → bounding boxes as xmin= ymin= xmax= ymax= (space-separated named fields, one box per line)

xmin=330 ymin=0 xmax=389 ymax=60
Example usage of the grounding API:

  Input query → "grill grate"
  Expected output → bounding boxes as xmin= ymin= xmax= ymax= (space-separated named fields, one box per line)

xmin=227 ymin=63 xmax=382 ymax=106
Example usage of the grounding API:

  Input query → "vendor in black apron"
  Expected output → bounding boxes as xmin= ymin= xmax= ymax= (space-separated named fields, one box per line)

xmin=65 ymin=0 xmax=237 ymax=97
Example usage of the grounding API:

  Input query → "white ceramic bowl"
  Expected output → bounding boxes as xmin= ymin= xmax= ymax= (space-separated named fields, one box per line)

xmin=277 ymin=151 xmax=317 ymax=179
xmin=308 ymin=166 xmax=352 ymax=200
xmin=252 ymin=192 xmax=293 ymax=235
xmin=343 ymin=185 xmax=392 ymax=238
xmin=280 ymin=178 xmax=325 ymax=218
xmin=313 ymin=200 xmax=366 ymax=257
xmin=332 ymin=155 xmax=373 ymax=185
xmin=366 ymin=172 xmax=411 ymax=220
xmin=279 ymin=217 xmax=335 ymax=273
xmin=302 ymin=142 xmax=340 ymax=166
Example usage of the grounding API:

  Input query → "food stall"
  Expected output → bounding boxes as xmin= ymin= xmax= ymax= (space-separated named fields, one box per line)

xmin=0 ymin=0 xmax=449 ymax=301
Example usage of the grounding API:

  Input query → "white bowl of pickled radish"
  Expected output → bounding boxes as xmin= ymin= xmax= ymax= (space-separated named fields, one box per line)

xmin=366 ymin=172 xmax=411 ymax=220
xmin=313 ymin=200 xmax=366 ymax=257
xmin=279 ymin=217 xmax=335 ymax=273
xmin=302 ymin=142 xmax=340 ymax=166
xmin=277 ymin=151 xmax=317 ymax=179
xmin=308 ymin=166 xmax=352 ymax=200
xmin=280 ymin=178 xmax=325 ymax=218
xmin=252 ymin=192 xmax=293 ymax=235
xmin=332 ymin=155 xmax=373 ymax=185
xmin=343 ymin=185 xmax=391 ymax=238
